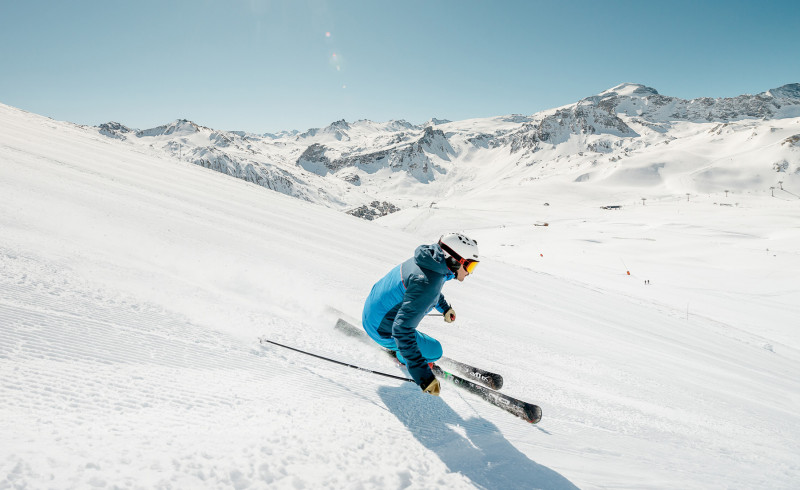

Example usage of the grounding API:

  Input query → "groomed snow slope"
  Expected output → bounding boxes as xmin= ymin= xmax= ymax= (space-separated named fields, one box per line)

xmin=1 ymin=103 xmax=799 ymax=489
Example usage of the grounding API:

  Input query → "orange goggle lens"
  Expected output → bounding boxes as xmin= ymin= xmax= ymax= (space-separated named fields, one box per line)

xmin=463 ymin=260 xmax=479 ymax=274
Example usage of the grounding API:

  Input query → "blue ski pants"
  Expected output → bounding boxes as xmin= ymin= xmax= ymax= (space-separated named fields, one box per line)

xmin=373 ymin=330 xmax=443 ymax=365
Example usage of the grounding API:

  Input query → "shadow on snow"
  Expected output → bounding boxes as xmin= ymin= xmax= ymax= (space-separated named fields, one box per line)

xmin=378 ymin=385 xmax=578 ymax=490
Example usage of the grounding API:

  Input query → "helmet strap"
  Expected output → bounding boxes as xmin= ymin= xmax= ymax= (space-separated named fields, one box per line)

xmin=445 ymin=255 xmax=461 ymax=273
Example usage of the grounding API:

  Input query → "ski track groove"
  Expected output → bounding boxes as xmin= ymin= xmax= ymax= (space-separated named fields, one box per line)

xmin=0 ymin=267 xmax=362 ymax=421
xmin=0 ymin=272 xmax=406 ymax=425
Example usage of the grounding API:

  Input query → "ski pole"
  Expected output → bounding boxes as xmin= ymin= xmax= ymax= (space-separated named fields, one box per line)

xmin=259 ymin=337 xmax=414 ymax=383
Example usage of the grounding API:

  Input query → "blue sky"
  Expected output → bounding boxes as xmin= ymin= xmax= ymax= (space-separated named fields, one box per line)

xmin=1 ymin=0 xmax=798 ymax=133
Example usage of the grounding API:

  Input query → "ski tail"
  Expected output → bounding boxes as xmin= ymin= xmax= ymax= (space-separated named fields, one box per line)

xmin=334 ymin=317 xmax=367 ymax=339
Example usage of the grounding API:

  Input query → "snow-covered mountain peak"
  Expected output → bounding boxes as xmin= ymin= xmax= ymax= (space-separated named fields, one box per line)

xmin=98 ymin=121 xmax=135 ymax=140
xmin=766 ymin=83 xmax=800 ymax=99
xmin=297 ymin=119 xmax=355 ymax=142
xmin=137 ymin=119 xmax=203 ymax=138
xmin=599 ymin=83 xmax=660 ymax=98
xmin=260 ymin=129 xmax=300 ymax=139
xmin=581 ymin=82 xmax=800 ymax=123
xmin=425 ymin=117 xmax=452 ymax=126
xmin=382 ymin=119 xmax=417 ymax=131
xmin=329 ymin=118 xmax=351 ymax=130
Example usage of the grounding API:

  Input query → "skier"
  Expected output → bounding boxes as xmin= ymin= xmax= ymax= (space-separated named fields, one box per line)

xmin=362 ymin=233 xmax=479 ymax=396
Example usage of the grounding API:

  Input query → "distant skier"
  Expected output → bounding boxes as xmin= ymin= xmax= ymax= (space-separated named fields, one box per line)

xmin=362 ymin=233 xmax=480 ymax=396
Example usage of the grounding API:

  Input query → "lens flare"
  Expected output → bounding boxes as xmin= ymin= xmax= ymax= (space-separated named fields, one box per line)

xmin=329 ymin=52 xmax=343 ymax=72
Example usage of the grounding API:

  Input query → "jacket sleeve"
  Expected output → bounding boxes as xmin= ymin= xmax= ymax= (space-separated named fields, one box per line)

xmin=393 ymin=273 xmax=439 ymax=387
xmin=435 ymin=294 xmax=450 ymax=313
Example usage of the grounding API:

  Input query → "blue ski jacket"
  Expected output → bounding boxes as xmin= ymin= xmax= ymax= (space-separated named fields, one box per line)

xmin=362 ymin=243 xmax=453 ymax=386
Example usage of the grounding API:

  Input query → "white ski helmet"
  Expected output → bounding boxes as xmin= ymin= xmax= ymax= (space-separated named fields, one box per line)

xmin=438 ymin=233 xmax=480 ymax=273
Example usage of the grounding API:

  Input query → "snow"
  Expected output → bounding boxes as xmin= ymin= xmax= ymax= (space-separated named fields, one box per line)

xmin=2 ymin=100 xmax=800 ymax=489
xmin=599 ymin=83 xmax=660 ymax=98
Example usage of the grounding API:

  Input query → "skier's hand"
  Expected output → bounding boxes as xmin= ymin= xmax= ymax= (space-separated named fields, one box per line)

xmin=443 ymin=308 xmax=456 ymax=323
xmin=422 ymin=377 xmax=441 ymax=396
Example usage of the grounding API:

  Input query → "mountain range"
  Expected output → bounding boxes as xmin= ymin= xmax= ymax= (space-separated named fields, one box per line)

xmin=95 ymin=83 xmax=800 ymax=219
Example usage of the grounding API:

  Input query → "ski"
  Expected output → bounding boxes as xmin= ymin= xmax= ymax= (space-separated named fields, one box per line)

xmin=332 ymin=317 xmax=541 ymax=424
xmin=334 ymin=317 xmax=504 ymax=390
xmin=436 ymin=357 xmax=503 ymax=390
xmin=431 ymin=364 xmax=542 ymax=424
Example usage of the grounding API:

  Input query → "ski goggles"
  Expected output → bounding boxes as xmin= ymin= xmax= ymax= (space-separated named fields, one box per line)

xmin=461 ymin=258 xmax=479 ymax=274
xmin=439 ymin=242 xmax=479 ymax=274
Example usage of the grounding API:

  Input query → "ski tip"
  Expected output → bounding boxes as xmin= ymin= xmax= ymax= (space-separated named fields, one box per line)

xmin=491 ymin=374 xmax=504 ymax=390
xmin=526 ymin=405 xmax=543 ymax=424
